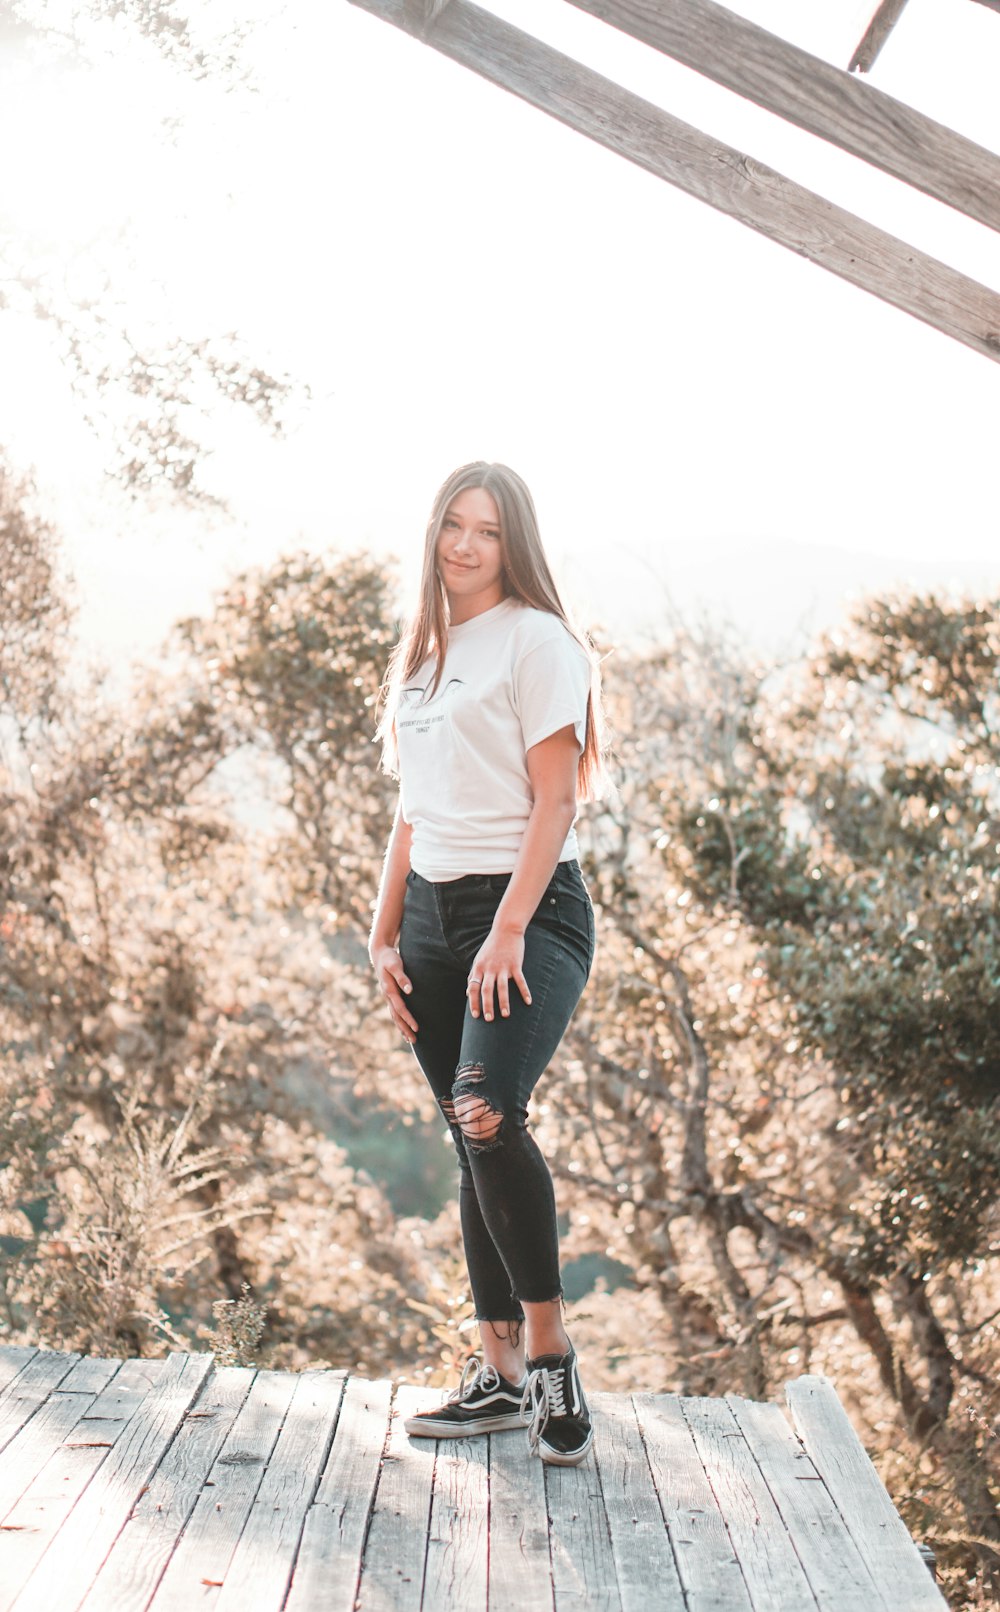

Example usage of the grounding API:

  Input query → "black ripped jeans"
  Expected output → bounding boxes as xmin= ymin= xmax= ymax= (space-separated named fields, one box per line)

xmin=399 ymin=860 xmax=595 ymax=1322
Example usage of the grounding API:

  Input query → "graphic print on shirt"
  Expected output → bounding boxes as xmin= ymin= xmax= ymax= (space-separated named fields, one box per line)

xmin=396 ymin=601 xmax=591 ymax=880
xmin=398 ymin=678 xmax=465 ymax=737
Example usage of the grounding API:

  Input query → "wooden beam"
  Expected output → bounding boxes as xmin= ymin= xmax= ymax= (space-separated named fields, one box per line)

xmin=346 ymin=0 xmax=1000 ymax=366
xmin=565 ymin=0 xmax=1000 ymax=235
xmin=849 ymin=0 xmax=912 ymax=73
xmin=419 ymin=0 xmax=453 ymax=21
xmin=404 ymin=0 xmax=453 ymax=33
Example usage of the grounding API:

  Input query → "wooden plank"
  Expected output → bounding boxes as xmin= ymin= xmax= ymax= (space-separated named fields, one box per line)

xmin=726 ymin=1395 xmax=890 ymax=1612
xmin=565 ymin=0 xmax=1000 ymax=234
xmin=347 ymin=0 xmax=1000 ymax=366
xmin=423 ymin=1433 xmax=489 ymax=1612
xmin=57 ymin=1357 xmax=122 ymax=1396
xmin=785 ymin=1376 xmax=948 ymax=1611
xmin=0 ymin=1390 xmax=111 ymax=1524
xmin=545 ymin=1453 xmax=621 ymax=1611
xmin=79 ymin=1366 xmax=256 ymax=1612
xmin=0 ymin=1348 xmax=38 ymax=1397
xmin=487 ymin=1426 xmax=553 ymax=1612
xmin=0 ymin=1359 xmax=953 ymax=1612
xmin=682 ymin=1396 xmax=819 ymax=1611
xmin=0 ymin=1350 xmax=81 ymax=1401
xmin=355 ymin=1383 xmax=438 ymax=1612
xmin=8 ymin=1351 xmax=214 ymax=1612
xmin=212 ymin=1370 xmax=346 ymax=1612
xmin=406 ymin=0 xmax=451 ymax=23
xmin=145 ymin=1367 xmax=297 ymax=1612
xmin=684 ymin=1397 xmax=812 ymax=1608
xmin=590 ymin=1392 xmax=684 ymax=1612
xmin=63 ymin=1357 xmax=166 ymax=1447
xmin=286 ymin=1376 xmax=392 ymax=1612
xmin=0 ymin=1352 xmax=81 ymax=1455
xmin=849 ymin=0 xmax=912 ymax=73
xmin=634 ymin=1393 xmax=753 ymax=1612
xmin=0 ymin=1366 xmax=155 ymax=1612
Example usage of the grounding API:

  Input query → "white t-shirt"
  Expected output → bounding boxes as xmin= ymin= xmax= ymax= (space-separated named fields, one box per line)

xmin=397 ymin=598 xmax=591 ymax=881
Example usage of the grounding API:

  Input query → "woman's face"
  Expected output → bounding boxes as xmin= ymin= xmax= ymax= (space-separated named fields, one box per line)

xmin=436 ymin=486 xmax=505 ymax=620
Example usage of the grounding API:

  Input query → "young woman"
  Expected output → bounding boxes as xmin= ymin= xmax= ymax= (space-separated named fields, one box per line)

xmin=368 ymin=461 xmax=604 ymax=1466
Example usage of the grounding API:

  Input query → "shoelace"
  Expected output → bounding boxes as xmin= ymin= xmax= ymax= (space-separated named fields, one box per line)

xmin=448 ymin=1357 xmax=501 ymax=1404
xmin=520 ymin=1364 xmax=568 ymax=1452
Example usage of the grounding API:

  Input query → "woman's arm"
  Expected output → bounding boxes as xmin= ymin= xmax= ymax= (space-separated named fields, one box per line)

xmin=369 ymin=797 xmax=418 ymax=1043
xmin=469 ymin=724 xmax=580 ymax=1023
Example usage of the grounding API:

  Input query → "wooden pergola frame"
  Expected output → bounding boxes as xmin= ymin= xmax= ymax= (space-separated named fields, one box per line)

xmin=850 ymin=0 xmax=1000 ymax=74
xmin=347 ymin=0 xmax=1000 ymax=365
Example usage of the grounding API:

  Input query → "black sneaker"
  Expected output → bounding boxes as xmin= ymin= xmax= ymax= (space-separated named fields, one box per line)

xmin=521 ymin=1342 xmax=593 ymax=1465
xmin=403 ymin=1356 xmax=527 ymax=1439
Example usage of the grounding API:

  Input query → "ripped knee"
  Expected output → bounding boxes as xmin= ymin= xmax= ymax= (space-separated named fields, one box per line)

xmin=439 ymin=1063 xmax=504 ymax=1154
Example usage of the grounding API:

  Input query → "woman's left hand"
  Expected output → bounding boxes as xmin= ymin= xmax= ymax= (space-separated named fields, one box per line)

xmin=467 ymin=925 xmax=532 ymax=1022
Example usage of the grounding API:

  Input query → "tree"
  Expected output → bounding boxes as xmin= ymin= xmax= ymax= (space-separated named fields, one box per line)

xmin=545 ymin=599 xmax=999 ymax=1586
xmin=0 ymin=470 xmax=439 ymax=1368
xmin=1 ymin=0 xmax=301 ymax=505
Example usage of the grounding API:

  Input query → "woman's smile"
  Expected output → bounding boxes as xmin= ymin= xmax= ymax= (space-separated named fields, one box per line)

xmin=437 ymin=486 xmax=506 ymax=620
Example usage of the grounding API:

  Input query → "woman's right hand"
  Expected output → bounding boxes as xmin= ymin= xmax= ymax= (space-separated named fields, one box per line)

xmin=371 ymin=944 xmax=418 ymax=1045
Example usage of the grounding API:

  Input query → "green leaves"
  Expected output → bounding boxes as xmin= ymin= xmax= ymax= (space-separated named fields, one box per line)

xmin=706 ymin=593 xmax=1000 ymax=1274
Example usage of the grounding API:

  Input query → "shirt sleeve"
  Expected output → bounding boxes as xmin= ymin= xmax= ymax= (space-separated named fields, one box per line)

xmin=513 ymin=631 xmax=592 ymax=754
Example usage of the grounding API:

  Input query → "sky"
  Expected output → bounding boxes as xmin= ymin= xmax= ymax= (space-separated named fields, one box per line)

xmin=0 ymin=0 xmax=998 ymax=680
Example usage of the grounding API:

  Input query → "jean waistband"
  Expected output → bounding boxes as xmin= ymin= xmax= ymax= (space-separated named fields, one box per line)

xmin=408 ymin=859 xmax=580 ymax=894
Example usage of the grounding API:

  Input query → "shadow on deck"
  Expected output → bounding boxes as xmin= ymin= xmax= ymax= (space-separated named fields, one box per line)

xmin=0 ymin=1347 xmax=944 ymax=1611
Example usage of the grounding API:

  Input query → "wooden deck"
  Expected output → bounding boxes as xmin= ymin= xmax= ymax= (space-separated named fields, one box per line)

xmin=0 ymin=1347 xmax=945 ymax=1611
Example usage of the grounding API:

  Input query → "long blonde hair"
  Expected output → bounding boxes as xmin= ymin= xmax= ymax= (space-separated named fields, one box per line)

xmin=377 ymin=461 xmax=607 ymax=799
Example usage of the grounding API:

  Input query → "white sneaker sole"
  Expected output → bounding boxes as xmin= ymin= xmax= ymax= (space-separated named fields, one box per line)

xmin=404 ymin=1411 xmax=525 ymax=1438
xmin=537 ymin=1426 xmax=594 ymax=1465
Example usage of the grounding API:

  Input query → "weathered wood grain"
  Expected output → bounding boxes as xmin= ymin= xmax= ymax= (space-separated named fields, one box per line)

xmin=7 ymin=1352 xmax=212 ymax=1612
xmin=486 ymin=1424 xmax=553 ymax=1612
xmin=0 ymin=1352 xmax=958 ymax=1612
xmin=726 ymin=1395 xmax=889 ymax=1612
xmin=145 ymin=1367 xmax=297 ymax=1612
xmin=346 ymin=0 xmax=1000 ymax=366
xmin=57 ymin=1357 xmax=123 ymax=1396
xmin=566 ymin=0 xmax=1000 ymax=233
xmin=0 ymin=1348 xmax=38 ymax=1397
xmin=634 ymin=1392 xmax=753 ymax=1612
xmin=0 ymin=1368 xmax=158 ymax=1612
xmin=590 ymin=1392 xmax=684 ymax=1612
xmin=212 ymin=1369 xmax=345 ymax=1612
xmin=413 ymin=0 xmax=453 ymax=24
xmin=682 ymin=1396 xmax=819 ymax=1611
xmin=0 ymin=1351 xmax=81 ymax=1455
xmin=356 ymin=1384 xmax=438 ymax=1612
xmin=64 ymin=1357 xmax=166 ymax=1448
xmin=286 ymin=1375 xmax=391 ymax=1612
xmin=423 ymin=1432 xmax=489 ymax=1612
xmin=0 ymin=1389 xmax=112 ymax=1525
xmin=79 ymin=1365 xmax=256 ymax=1612
xmin=785 ymin=1376 xmax=948 ymax=1610
xmin=849 ymin=0 xmax=912 ymax=73
xmin=545 ymin=1452 xmax=621 ymax=1611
